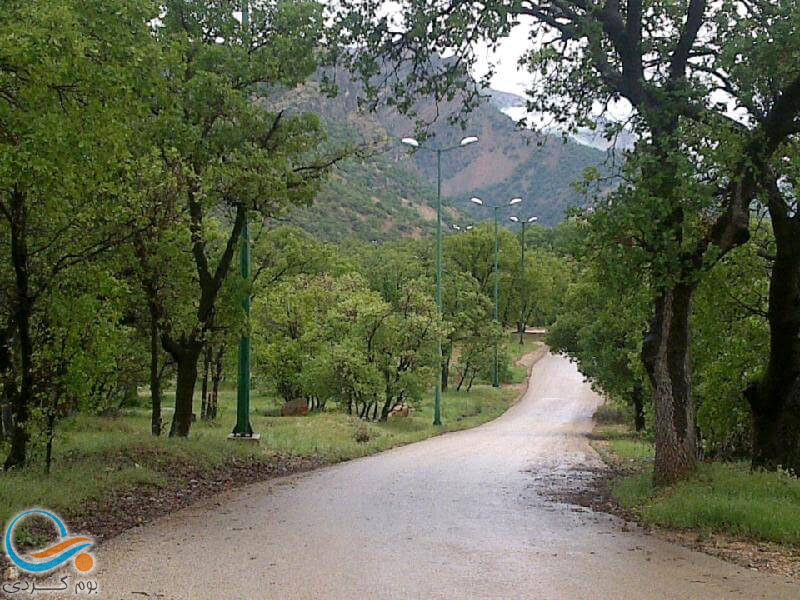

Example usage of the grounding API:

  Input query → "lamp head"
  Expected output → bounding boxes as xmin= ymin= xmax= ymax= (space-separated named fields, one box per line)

xmin=401 ymin=137 xmax=419 ymax=148
xmin=528 ymin=216 xmax=538 ymax=223
xmin=469 ymin=197 xmax=483 ymax=206
xmin=509 ymin=197 xmax=522 ymax=206
xmin=460 ymin=136 xmax=478 ymax=147
xmin=509 ymin=216 xmax=519 ymax=222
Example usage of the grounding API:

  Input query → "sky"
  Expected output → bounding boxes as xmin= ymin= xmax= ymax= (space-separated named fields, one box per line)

xmin=472 ymin=19 xmax=534 ymax=97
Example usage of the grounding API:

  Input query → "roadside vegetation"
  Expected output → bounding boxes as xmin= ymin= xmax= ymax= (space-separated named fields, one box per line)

xmin=344 ymin=0 xmax=800 ymax=487
xmin=1 ymin=382 xmax=518 ymax=543
xmin=4 ymin=0 xmax=800 ymax=567
xmin=592 ymin=406 xmax=800 ymax=547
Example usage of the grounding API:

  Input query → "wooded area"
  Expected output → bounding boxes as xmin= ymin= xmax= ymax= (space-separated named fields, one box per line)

xmin=2 ymin=0 xmax=800 ymax=513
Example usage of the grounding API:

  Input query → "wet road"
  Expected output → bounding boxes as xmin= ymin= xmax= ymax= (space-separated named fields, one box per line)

xmin=94 ymin=353 xmax=799 ymax=599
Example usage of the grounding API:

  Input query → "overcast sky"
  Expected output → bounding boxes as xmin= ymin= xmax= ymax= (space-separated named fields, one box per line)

xmin=472 ymin=19 xmax=534 ymax=97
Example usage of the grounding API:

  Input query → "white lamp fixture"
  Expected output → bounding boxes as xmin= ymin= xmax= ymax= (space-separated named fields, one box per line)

xmin=528 ymin=216 xmax=538 ymax=223
xmin=401 ymin=137 xmax=419 ymax=147
xmin=469 ymin=197 xmax=483 ymax=206
xmin=460 ymin=136 xmax=479 ymax=146
xmin=509 ymin=197 xmax=522 ymax=205
xmin=509 ymin=216 xmax=519 ymax=222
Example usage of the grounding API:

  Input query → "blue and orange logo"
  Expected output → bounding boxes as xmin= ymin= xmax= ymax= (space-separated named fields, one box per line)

xmin=4 ymin=510 xmax=94 ymax=574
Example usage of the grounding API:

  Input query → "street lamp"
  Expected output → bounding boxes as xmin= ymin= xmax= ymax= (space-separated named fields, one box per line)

xmin=402 ymin=135 xmax=478 ymax=426
xmin=231 ymin=1 xmax=258 ymax=442
xmin=509 ymin=215 xmax=538 ymax=345
xmin=470 ymin=196 xmax=522 ymax=387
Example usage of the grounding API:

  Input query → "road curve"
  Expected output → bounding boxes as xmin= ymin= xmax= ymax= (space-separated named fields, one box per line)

xmin=94 ymin=353 xmax=798 ymax=599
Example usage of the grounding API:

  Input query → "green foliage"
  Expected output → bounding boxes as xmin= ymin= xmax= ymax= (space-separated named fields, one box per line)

xmin=0 ymin=0 xmax=579 ymax=469
xmin=692 ymin=228 xmax=772 ymax=457
xmin=548 ymin=259 xmax=649 ymax=422
xmin=0 ymin=0 xmax=160 ymax=466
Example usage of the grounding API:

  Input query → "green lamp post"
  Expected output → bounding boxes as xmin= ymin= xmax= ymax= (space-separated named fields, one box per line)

xmin=401 ymin=135 xmax=479 ymax=426
xmin=509 ymin=215 xmax=538 ymax=346
xmin=469 ymin=196 xmax=522 ymax=387
xmin=230 ymin=1 xmax=258 ymax=441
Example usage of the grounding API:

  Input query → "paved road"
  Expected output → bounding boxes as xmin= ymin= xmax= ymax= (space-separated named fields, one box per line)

xmin=94 ymin=353 xmax=798 ymax=599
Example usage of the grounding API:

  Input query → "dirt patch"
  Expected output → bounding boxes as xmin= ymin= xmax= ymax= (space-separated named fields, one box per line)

xmin=545 ymin=432 xmax=800 ymax=583
xmin=75 ymin=453 xmax=325 ymax=543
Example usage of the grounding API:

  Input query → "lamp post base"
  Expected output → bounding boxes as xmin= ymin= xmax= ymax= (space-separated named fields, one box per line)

xmin=227 ymin=433 xmax=261 ymax=443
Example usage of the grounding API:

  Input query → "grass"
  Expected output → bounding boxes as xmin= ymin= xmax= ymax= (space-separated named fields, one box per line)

xmin=593 ymin=407 xmax=800 ymax=545
xmin=0 ymin=384 xmax=516 ymax=541
xmin=614 ymin=463 xmax=800 ymax=544
xmin=506 ymin=331 xmax=544 ymax=384
xmin=592 ymin=423 xmax=654 ymax=462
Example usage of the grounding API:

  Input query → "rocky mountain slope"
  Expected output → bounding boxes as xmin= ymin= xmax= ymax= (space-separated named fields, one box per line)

xmin=283 ymin=70 xmax=610 ymax=240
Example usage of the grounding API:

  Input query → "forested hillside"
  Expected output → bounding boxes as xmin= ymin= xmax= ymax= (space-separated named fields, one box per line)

xmin=282 ymin=69 xmax=608 ymax=240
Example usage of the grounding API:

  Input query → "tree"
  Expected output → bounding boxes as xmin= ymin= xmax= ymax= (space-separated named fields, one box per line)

xmin=707 ymin=0 xmax=800 ymax=472
xmin=253 ymin=274 xmax=336 ymax=405
xmin=148 ymin=0 xmax=334 ymax=437
xmin=439 ymin=269 xmax=492 ymax=391
xmin=549 ymin=261 xmax=650 ymax=432
xmin=303 ymin=278 xmax=390 ymax=418
xmin=692 ymin=229 xmax=771 ymax=457
xmin=366 ymin=278 xmax=445 ymax=421
xmin=742 ymin=163 xmax=800 ymax=470
xmin=330 ymin=0 xmax=800 ymax=484
xmin=454 ymin=322 xmax=504 ymax=392
xmin=0 ymin=0 xmax=157 ymax=468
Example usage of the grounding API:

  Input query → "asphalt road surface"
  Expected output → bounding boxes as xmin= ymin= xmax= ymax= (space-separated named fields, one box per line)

xmin=93 ymin=353 xmax=799 ymax=599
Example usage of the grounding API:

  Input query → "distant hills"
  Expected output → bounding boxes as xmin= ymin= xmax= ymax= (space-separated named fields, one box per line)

xmin=281 ymin=69 xmax=612 ymax=241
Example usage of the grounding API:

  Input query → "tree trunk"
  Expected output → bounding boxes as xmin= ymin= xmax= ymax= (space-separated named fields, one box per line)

xmin=1 ymin=402 xmax=12 ymax=441
xmin=632 ymin=385 xmax=646 ymax=432
xmin=380 ymin=400 xmax=391 ymax=422
xmin=5 ymin=187 xmax=33 ymax=470
xmin=641 ymin=283 xmax=698 ymax=486
xmin=745 ymin=209 xmax=800 ymax=472
xmin=467 ymin=369 xmax=476 ymax=392
xmin=201 ymin=344 xmax=211 ymax=421
xmin=210 ymin=345 xmax=224 ymax=420
xmin=169 ymin=343 xmax=201 ymax=437
xmin=149 ymin=303 xmax=163 ymax=436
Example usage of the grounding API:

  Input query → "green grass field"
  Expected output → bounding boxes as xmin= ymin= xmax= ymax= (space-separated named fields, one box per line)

xmin=1 ymin=384 xmax=517 ymax=540
xmin=593 ymin=411 xmax=800 ymax=546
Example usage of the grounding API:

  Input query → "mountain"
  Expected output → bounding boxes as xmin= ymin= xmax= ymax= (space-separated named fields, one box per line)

xmin=280 ymin=69 xmax=611 ymax=240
